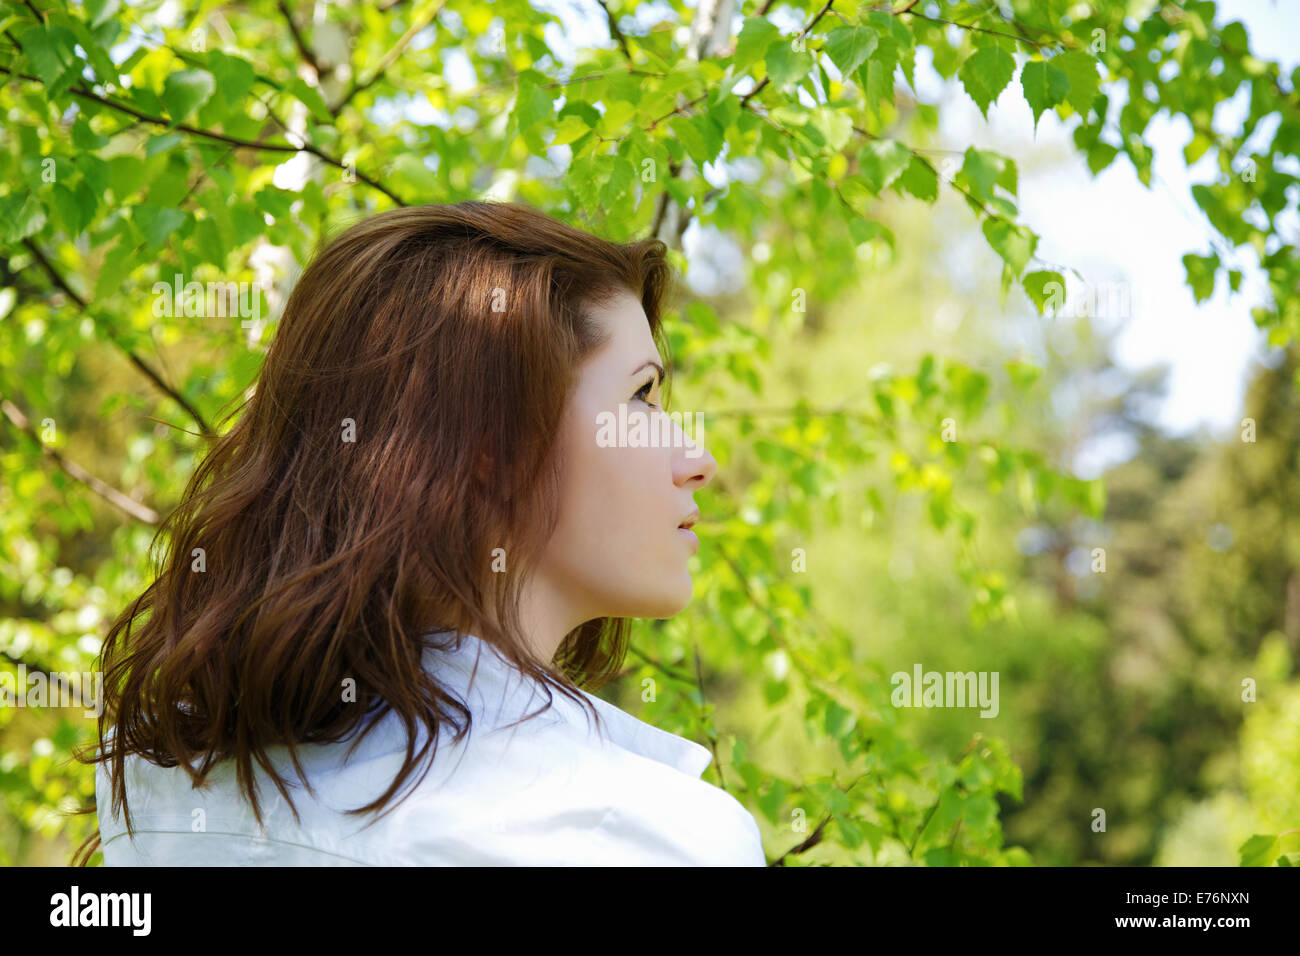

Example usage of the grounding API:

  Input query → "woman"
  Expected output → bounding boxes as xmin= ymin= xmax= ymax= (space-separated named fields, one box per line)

xmin=73 ymin=200 xmax=765 ymax=866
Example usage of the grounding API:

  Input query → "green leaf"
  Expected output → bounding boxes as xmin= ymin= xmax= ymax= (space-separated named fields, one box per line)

xmin=956 ymin=147 xmax=1013 ymax=202
xmin=857 ymin=139 xmax=912 ymax=193
xmin=551 ymin=114 xmax=590 ymax=146
xmin=868 ymin=10 xmax=915 ymax=89
xmin=133 ymin=204 xmax=187 ymax=250
xmin=824 ymin=26 xmax=877 ymax=77
xmin=1183 ymin=130 xmax=1214 ymax=165
xmin=161 ymin=69 xmax=216 ymax=122
xmin=108 ymin=154 xmax=149 ymax=199
xmin=672 ymin=114 xmax=722 ymax=166
xmin=49 ymin=183 xmax=89 ymax=236
xmin=894 ymin=155 xmax=938 ymax=201
xmin=70 ymin=16 xmax=120 ymax=85
xmin=1238 ymin=833 xmax=1279 ymax=867
xmin=287 ymin=76 xmax=333 ymax=124
xmin=959 ymin=46 xmax=1015 ymax=119
xmin=86 ymin=0 xmax=122 ymax=28
xmin=765 ymin=39 xmax=814 ymax=90
xmin=1020 ymin=61 xmax=1070 ymax=132
xmin=254 ymin=186 xmax=295 ymax=220
xmin=512 ymin=79 xmax=555 ymax=153
xmin=1085 ymin=478 xmax=1106 ymax=519
xmin=146 ymin=153 xmax=190 ymax=206
xmin=982 ymin=218 xmax=1037 ymax=275
xmin=858 ymin=818 xmax=884 ymax=857
xmin=848 ymin=218 xmax=886 ymax=247
xmin=1004 ymin=359 xmax=1043 ymax=390
xmin=1182 ymin=252 xmax=1219 ymax=303
xmin=685 ymin=300 xmax=719 ymax=335
xmin=19 ymin=23 xmax=76 ymax=88
xmin=810 ymin=107 xmax=852 ymax=152
xmin=10 ymin=194 xmax=47 ymax=242
xmin=733 ymin=17 xmax=780 ymax=72
xmin=207 ymin=51 xmax=258 ymax=114
xmin=70 ymin=117 xmax=109 ymax=150
xmin=915 ymin=786 xmax=963 ymax=852
xmin=145 ymin=132 xmax=184 ymax=157
xmin=1051 ymin=50 xmax=1101 ymax=116
xmin=1086 ymin=141 xmax=1120 ymax=174
xmin=1021 ymin=270 xmax=1064 ymax=315
xmin=856 ymin=34 xmax=899 ymax=118
xmin=391 ymin=153 xmax=438 ymax=197
xmin=598 ymin=154 xmax=636 ymax=209
xmin=193 ymin=216 xmax=225 ymax=266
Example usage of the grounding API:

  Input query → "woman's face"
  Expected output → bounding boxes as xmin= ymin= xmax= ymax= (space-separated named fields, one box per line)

xmin=527 ymin=288 xmax=716 ymax=652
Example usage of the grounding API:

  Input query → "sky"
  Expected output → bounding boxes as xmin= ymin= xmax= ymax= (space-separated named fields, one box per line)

xmin=926 ymin=0 xmax=1300 ymax=459
xmin=530 ymin=0 xmax=1299 ymax=465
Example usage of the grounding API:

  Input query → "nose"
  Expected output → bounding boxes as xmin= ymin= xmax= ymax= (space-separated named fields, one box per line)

xmin=671 ymin=414 xmax=716 ymax=488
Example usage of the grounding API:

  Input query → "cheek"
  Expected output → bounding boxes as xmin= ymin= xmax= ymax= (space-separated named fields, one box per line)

xmin=554 ymin=414 xmax=670 ymax=560
xmin=544 ymin=410 xmax=694 ymax=616
xmin=583 ymin=433 xmax=661 ymax=539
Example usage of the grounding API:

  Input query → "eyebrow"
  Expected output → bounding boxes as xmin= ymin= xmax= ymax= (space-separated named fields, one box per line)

xmin=632 ymin=360 xmax=665 ymax=388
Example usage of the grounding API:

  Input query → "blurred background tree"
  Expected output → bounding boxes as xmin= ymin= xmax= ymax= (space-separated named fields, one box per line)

xmin=1 ymin=0 xmax=1297 ymax=865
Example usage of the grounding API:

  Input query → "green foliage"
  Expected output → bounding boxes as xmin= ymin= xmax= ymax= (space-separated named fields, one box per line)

xmin=1019 ymin=60 xmax=1069 ymax=132
xmin=959 ymin=45 xmax=1016 ymax=119
xmin=1 ymin=0 xmax=1296 ymax=866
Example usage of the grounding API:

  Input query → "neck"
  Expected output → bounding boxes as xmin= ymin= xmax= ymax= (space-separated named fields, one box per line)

xmin=515 ymin=569 xmax=592 ymax=665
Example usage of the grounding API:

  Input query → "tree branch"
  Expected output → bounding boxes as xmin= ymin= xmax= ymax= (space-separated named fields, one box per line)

xmin=624 ymin=643 xmax=696 ymax=683
xmin=739 ymin=0 xmax=837 ymax=110
xmin=0 ymin=395 xmax=161 ymax=524
xmin=0 ymin=66 xmax=407 ymax=206
xmin=770 ymin=771 xmax=874 ymax=865
xmin=692 ymin=641 xmax=727 ymax=791
xmin=331 ymin=0 xmax=447 ymax=115
xmin=770 ymin=812 xmax=833 ymax=865
xmin=277 ymin=0 xmax=325 ymax=78
xmin=597 ymin=0 xmax=632 ymax=61
xmin=20 ymin=239 xmax=214 ymax=439
xmin=899 ymin=8 xmax=1043 ymax=49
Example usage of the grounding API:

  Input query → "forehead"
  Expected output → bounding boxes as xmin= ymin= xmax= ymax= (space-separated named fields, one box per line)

xmin=583 ymin=288 xmax=657 ymax=362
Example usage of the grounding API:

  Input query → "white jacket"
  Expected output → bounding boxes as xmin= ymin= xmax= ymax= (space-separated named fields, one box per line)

xmin=95 ymin=631 xmax=766 ymax=865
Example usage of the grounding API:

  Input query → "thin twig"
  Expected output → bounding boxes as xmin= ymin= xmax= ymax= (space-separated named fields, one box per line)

xmin=277 ymin=0 xmax=325 ymax=77
xmin=597 ymin=0 xmax=632 ymax=61
xmin=20 ymin=240 xmax=214 ymax=438
xmin=331 ymin=0 xmax=446 ymax=114
xmin=0 ymin=396 xmax=161 ymax=524
xmin=0 ymin=67 xmax=407 ymax=206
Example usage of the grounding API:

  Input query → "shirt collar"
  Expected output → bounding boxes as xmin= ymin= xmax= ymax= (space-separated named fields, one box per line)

xmin=421 ymin=630 xmax=714 ymax=779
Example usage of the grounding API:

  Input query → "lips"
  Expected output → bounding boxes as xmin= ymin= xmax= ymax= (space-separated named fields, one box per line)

xmin=678 ymin=509 xmax=700 ymax=530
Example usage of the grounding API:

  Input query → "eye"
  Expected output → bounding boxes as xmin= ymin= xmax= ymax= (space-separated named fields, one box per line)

xmin=633 ymin=378 xmax=660 ymax=410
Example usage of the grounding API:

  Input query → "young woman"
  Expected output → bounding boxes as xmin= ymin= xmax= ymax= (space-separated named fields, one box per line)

xmin=74 ymin=201 xmax=765 ymax=866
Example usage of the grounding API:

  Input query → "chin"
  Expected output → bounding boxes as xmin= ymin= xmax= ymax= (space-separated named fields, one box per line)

xmin=656 ymin=577 xmax=696 ymax=617
xmin=618 ymin=579 xmax=694 ymax=619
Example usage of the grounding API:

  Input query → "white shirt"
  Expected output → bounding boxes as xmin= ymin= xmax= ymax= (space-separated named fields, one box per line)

xmin=96 ymin=631 xmax=766 ymax=865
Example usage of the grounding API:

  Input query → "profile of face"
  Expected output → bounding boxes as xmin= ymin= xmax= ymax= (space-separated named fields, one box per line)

xmin=527 ymin=288 xmax=716 ymax=648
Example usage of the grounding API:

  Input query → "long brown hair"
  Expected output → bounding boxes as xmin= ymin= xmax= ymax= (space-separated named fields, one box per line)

xmin=71 ymin=201 xmax=675 ymax=865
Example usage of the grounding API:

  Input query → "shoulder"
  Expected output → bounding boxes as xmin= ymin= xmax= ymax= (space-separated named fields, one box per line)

xmin=391 ymin=696 xmax=767 ymax=865
xmin=95 ymin=633 xmax=767 ymax=865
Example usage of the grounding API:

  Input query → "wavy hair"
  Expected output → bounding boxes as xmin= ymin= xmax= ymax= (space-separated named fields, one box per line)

xmin=71 ymin=201 xmax=675 ymax=864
